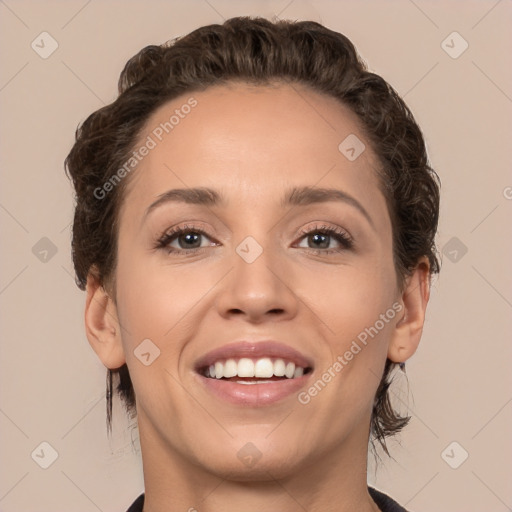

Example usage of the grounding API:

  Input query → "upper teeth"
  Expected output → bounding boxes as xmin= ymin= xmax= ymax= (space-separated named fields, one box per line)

xmin=207 ymin=358 xmax=305 ymax=379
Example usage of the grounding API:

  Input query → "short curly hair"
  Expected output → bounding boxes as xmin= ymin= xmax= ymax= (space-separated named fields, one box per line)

xmin=65 ymin=16 xmax=440 ymax=454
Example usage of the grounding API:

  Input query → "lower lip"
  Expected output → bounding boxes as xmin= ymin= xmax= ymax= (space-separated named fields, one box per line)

xmin=197 ymin=374 xmax=312 ymax=406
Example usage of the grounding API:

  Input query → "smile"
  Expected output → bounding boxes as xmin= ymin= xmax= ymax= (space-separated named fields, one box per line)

xmin=200 ymin=357 xmax=312 ymax=382
xmin=194 ymin=341 xmax=314 ymax=405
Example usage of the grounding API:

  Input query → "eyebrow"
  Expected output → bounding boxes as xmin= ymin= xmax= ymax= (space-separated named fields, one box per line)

xmin=283 ymin=186 xmax=374 ymax=228
xmin=143 ymin=187 xmax=223 ymax=221
xmin=143 ymin=185 xmax=374 ymax=228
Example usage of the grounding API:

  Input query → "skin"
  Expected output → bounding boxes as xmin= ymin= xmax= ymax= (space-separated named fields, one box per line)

xmin=85 ymin=82 xmax=430 ymax=512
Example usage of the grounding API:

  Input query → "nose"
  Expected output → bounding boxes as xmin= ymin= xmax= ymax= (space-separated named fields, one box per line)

xmin=215 ymin=242 xmax=299 ymax=323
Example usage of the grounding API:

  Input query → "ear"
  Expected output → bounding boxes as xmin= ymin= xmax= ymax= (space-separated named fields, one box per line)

xmin=84 ymin=269 xmax=126 ymax=369
xmin=388 ymin=257 xmax=431 ymax=363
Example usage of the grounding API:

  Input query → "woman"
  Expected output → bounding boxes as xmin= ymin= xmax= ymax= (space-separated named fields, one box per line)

xmin=65 ymin=16 xmax=440 ymax=512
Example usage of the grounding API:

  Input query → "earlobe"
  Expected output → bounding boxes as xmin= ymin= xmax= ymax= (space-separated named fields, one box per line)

xmin=388 ymin=258 xmax=431 ymax=364
xmin=84 ymin=270 xmax=126 ymax=369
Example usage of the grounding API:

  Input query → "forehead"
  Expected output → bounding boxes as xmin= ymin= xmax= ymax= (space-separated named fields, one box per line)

xmin=120 ymin=82 xmax=387 ymax=222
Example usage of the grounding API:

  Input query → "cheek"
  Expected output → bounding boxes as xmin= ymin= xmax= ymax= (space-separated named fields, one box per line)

xmin=306 ymin=260 xmax=397 ymax=343
xmin=114 ymin=248 xmax=216 ymax=351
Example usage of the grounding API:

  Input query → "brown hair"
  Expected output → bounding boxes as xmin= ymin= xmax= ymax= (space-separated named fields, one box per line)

xmin=65 ymin=16 xmax=440 ymax=454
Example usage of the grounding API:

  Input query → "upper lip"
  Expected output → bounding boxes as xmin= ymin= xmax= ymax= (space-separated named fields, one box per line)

xmin=194 ymin=340 xmax=314 ymax=371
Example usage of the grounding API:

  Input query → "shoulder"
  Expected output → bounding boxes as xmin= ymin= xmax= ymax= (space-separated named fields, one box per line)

xmin=369 ymin=486 xmax=410 ymax=512
xmin=125 ymin=493 xmax=144 ymax=512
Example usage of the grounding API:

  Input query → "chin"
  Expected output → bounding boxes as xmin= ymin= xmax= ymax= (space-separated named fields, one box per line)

xmin=191 ymin=435 xmax=309 ymax=482
xmin=203 ymin=454 xmax=305 ymax=482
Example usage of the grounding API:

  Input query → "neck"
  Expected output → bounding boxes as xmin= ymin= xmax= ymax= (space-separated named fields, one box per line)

xmin=138 ymin=419 xmax=380 ymax=512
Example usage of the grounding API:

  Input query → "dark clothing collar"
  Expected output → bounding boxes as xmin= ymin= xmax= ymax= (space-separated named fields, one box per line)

xmin=126 ymin=487 xmax=409 ymax=511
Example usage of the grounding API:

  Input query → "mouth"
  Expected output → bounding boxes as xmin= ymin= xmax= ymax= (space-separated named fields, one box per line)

xmin=199 ymin=357 xmax=313 ymax=383
xmin=194 ymin=341 xmax=314 ymax=405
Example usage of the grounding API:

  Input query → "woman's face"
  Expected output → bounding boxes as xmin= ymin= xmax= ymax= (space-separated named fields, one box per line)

xmin=103 ymin=83 xmax=408 ymax=478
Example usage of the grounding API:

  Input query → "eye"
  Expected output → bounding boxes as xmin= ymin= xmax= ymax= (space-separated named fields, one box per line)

xmin=154 ymin=223 xmax=353 ymax=256
xmin=155 ymin=224 xmax=217 ymax=254
xmin=295 ymin=224 xmax=353 ymax=254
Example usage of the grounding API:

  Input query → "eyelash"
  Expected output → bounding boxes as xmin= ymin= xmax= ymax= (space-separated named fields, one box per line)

xmin=155 ymin=224 xmax=214 ymax=256
xmin=154 ymin=223 xmax=354 ymax=256
xmin=297 ymin=224 xmax=354 ymax=254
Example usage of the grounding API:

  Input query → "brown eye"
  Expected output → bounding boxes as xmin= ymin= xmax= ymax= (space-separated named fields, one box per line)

xmin=173 ymin=232 xmax=203 ymax=249
xmin=155 ymin=225 xmax=217 ymax=254
xmin=296 ymin=226 xmax=353 ymax=253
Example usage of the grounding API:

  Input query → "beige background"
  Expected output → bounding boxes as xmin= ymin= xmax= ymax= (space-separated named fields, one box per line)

xmin=1 ymin=1 xmax=511 ymax=511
